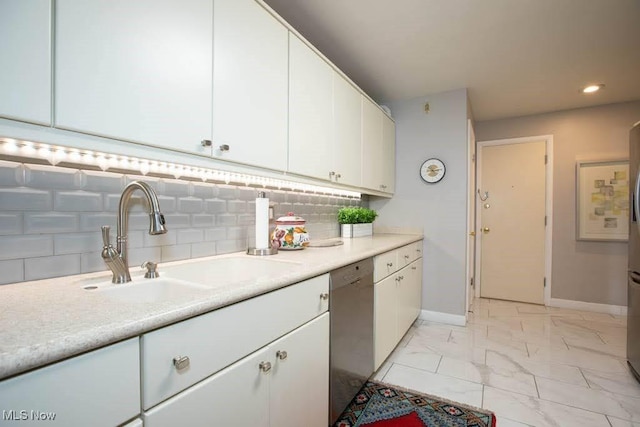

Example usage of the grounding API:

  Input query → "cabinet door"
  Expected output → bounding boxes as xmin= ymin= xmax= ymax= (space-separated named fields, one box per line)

xmin=396 ymin=266 xmax=414 ymax=337
xmin=143 ymin=347 xmax=270 ymax=427
xmin=361 ymin=97 xmax=384 ymax=192
xmin=0 ymin=0 xmax=51 ymax=125
xmin=0 ymin=338 xmax=140 ymax=427
xmin=270 ymin=314 xmax=329 ymax=427
xmin=382 ymin=113 xmax=396 ymax=193
xmin=374 ymin=273 xmax=398 ymax=370
xmin=213 ymin=0 xmax=288 ymax=170
xmin=409 ymin=259 xmax=423 ymax=322
xmin=333 ymin=73 xmax=362 ymax=187
xmin=288 ymin=34 xmax=333 ymax=181
xmin=55 ymin=0 xmax=213 ymax=155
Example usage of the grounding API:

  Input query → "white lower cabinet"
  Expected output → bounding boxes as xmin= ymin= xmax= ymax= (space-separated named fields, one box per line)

xmin=0 ymin=338 xmax=140 ymax=427
xmin=143 ymin=313 xmax=329 ymax=427
xmin=373 ymin=242 xmax=423 ymax=369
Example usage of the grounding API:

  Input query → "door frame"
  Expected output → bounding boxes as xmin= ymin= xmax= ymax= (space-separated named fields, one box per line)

xmin=465 ymin=119 xmax=476 ymax=319
xmin=475 ymin=135 xmax=554 ymax=305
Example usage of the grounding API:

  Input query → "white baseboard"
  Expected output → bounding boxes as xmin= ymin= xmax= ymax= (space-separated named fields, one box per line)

xmin=419 ymin=309 xmax=466 ymax=326
xmin=549 ymin=298 xmax=627 ymax=316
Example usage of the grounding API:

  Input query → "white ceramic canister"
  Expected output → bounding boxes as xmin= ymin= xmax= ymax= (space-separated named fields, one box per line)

xmin=271 ymin=212 xmax=310 ymax=250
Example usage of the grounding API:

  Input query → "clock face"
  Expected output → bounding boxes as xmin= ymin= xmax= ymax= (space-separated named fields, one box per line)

xmin=420 ymin=158 xmax=446 ymax=183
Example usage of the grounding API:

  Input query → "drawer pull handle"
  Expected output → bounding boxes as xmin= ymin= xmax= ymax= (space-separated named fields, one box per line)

xmin=387 ymin=262 xmax=393 ymax=267
xmin=404 ymin=255 xmax=410 ymax=259
xmin=320 ymin=293 xmax=329 ymax=300
xmin=259 ymin=361 xmax=272 ymax=373
xmin=173 ymin=355 xmax=190 ymax=371
xmin=276 ymin=350 xmax=288 ymax=360
xmin=399 ymin=276 xmax=404 ymax=280
xmin=416 ymin=249 xmax=421 ymax=253
xmin=411 ymin=266 xmax=417 ymax=270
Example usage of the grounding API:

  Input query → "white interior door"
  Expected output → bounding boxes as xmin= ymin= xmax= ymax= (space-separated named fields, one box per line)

xmin=466 ymin=120 xmax=476 ymax=315
xmin=479 ymin=140 xmax=546 ymax=304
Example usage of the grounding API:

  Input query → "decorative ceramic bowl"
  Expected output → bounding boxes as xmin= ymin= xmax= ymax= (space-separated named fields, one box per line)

xmin=271 ymin=212 xmax=310 ymax=250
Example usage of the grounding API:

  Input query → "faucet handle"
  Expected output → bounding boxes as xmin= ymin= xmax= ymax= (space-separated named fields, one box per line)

xmin=142 ymin=261 xmax=159 ymax=279
xmin=101 ymin=226 xmax=112 ymax=247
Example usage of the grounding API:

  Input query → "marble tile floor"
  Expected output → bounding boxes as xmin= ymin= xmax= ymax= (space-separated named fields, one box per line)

xmin=372 ymin=298 xmax=640 ymax=427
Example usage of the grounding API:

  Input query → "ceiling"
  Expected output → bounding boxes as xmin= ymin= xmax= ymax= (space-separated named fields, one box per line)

xmin=262 ymin=0 xmax=640 ymax=121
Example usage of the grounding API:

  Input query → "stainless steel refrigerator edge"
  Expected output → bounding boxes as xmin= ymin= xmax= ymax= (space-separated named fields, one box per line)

xmin=628 ymin=121 xmax=640 ymax=382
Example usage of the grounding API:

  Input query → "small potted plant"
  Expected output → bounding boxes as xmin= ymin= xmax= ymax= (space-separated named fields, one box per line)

xmin=338 ymin=207 xmax=378 ymax=238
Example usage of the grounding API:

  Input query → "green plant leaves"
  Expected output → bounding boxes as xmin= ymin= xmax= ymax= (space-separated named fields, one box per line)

xmin=337 ymin=207 xmax=378 ymax=224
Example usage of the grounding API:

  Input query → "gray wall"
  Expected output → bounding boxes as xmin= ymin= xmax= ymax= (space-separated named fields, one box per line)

xmin=371 ymin=88 xmax=470 ymax=316
xmin=475 ymin=101 xmax=640 ymax=306
xmin=0 ymin=160 xmax=360 ymax=285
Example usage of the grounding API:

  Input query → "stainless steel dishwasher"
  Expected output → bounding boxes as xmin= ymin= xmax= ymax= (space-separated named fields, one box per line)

xmin=329 ymin=257 xmax=374 ymax=424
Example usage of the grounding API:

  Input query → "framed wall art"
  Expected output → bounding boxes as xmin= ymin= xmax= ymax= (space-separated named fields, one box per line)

xmin=576 ymin=159 xmax=629 ymax=241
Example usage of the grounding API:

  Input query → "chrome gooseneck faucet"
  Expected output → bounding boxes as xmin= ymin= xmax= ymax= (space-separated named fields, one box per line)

xmin=101 ymin=181 xmax=167 ymax=283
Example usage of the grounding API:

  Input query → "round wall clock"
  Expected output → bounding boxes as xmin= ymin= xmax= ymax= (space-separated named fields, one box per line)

xmin=420 ymin=158 xmax=446 ymax=183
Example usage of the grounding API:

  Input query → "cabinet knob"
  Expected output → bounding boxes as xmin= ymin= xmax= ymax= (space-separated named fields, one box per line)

xmin=329 ymin=171 xmax=336 ymax=178
xmin=201 ymin=139 xmax=212 ymax=147
xmin=411 ymin=266 xmax=417 ymax=270
xmin=320 ymin=293 xmax=329 ymax=300
xmin=335 ymin=173 xmax=341 ymax=180
xmin=416 ymin=249 xmax=421 ymax=253
xmin=218 ymin=144 xmax=230 ymax=152
xmin=404 ymin=255 xmax=410 ymax=259
xmin=259 ymin=361 xmax=272 ymax=373
xmin=173 ymin=355 xmax=190 ymax=371
xmin=387 ymin=262 xmax=393 ymax=268
xmin=276 ymin=350 xmax=288 ymax=360
xmin=395 ymin=276 xmax=401 ymax=282
xmin=399 ymin=276 xmax=404 ymax=280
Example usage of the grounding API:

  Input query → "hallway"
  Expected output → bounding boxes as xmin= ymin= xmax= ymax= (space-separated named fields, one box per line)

xmin=373 ymin=298 xmax=639 ymax=426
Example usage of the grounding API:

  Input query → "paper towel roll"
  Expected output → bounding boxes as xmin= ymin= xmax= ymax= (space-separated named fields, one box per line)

xmin=255 ymin=192 xmax=269 ymax=249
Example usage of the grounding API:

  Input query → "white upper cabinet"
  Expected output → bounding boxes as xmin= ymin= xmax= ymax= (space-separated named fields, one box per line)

xmin=332 ymin=73 xmax=362 ymax=187
xmin=288 ymin=33 xmax=334 ymax=181
xmin=55 ymin=0 xmax=213 ymax=155
xmin=361 ymin=97 xmax=395 ymax=193
xmin=0 ymin=0 xmax=51 ymax=125
xmin=212 ymin=0 xmax=288 ymax=171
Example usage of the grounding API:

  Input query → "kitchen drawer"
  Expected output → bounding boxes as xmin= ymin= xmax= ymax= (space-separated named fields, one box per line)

xmin=398 ymin=241 xmax=423 ymax=267
xmin=373 ymin=250 xmax=399 ymax=282
xmin=141 ymin=273 xmax=329 ymax=409
xmin=0 ymin=338 xmax=140 ymax=427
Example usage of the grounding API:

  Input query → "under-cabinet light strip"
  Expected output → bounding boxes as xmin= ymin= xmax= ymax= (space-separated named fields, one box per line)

xmin=0 ymin=137 xmax=361 ymax=199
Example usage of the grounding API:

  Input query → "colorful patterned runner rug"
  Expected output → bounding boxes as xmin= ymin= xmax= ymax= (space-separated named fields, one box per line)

xmin=333 ymin=380 xmax=497 ymax=427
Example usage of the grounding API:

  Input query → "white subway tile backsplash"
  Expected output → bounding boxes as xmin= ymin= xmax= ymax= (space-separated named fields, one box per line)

xmin=0 ymin=161 xmax=25 ymax=185
xmin=161 ymin=244 xmax=191 ymax=262
xmin=127 ymin=247 xmax=162 ymax=268
xmin=192 ymin=214 xmax=215 ymax=228
xmin=216 ymin=214 xmax=237 ymax=226
xmin=0 ymin=235 xmax=53 ymax=260
xmin=80 ymin=213 xmax=117 ymax=232
xmin=55 ymin=191 xmax=102 ymax=211
xmin=0 ymin=188 xmax=52 ymax=211
xmin=176 ymin=229 xmax=204 ymax=244
xmin=204 ymin=228 xmax=226 ymax=241
xmin=216 ymin=185 xmax=237 ymax=200
xmin=24 ymin=164 xmax=81 ymax=189
xmin=25 ymin=254 xmax=81 ymax=281
xmin=54 ymin=232 xmax=103 ymax=255
xmin=177 ymin=197 xmax=203 ymax=213
xmin=0 ymin=259 xmax=24 ymax=284
xmin=205 ymin=199 xmax=226 ymax=213
xmin=227 ymin=200 xmax=246 ymax=213
xmin=191 ymin=241 xmax=216 ymax=258
xmin=24 ymin=213 xmax=78 ymax=234
xmin=144 ymin=231 xmax=177 ymax=247
xmin=0 ymin=160 xmax=359 ymax=284
xmin=0 ymin=213 xmax=22 ymax=235
xmin=81 ymin=170 xmax=124 ymax=192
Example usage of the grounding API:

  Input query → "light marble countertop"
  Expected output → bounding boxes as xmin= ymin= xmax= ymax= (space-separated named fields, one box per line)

xmin=0 ymin=233 xmax=422 ymax=380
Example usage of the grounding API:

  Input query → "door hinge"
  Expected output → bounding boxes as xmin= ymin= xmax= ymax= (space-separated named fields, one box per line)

xmin=544 ymin=154 xmax=548 ymax=164
xmin=544 ymin=215 xmax=547 ymax=226
xmin=470 ymin=277 xmax=474 ymax=287
xmin=543 ymin=277 xmax=546 ymax=288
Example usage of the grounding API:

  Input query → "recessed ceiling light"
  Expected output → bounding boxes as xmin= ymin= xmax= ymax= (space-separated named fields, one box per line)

xmin=582 ymin=84 xmax=605 ymax=93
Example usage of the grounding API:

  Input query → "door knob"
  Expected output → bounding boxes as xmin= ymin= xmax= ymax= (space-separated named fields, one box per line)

xmin=482 ymin=227 xmax=490 ymax=234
